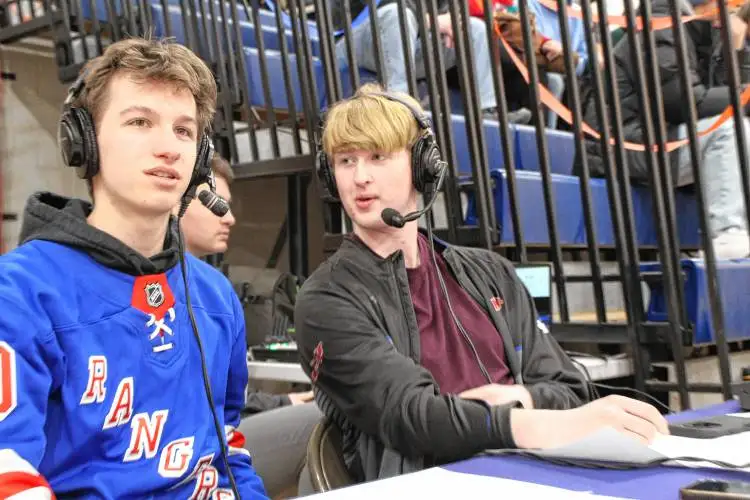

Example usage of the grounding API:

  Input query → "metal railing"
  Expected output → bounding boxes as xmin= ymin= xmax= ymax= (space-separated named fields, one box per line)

xmin=3 ymin=0 xmax=749 ymax=409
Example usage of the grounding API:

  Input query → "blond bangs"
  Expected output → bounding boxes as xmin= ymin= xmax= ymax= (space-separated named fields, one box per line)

xmin=322 ymin=91 xmax=421 ymax=156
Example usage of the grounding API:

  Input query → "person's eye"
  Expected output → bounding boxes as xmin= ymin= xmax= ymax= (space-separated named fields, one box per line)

xmin=175 ymin=126 xmax=194 ymax=138
xmin=127 ymin=118 xmax=150 ymax=128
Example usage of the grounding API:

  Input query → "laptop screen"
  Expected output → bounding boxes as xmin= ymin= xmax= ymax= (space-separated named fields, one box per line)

xmin=514 ymin=264 xmax=552 ymax=323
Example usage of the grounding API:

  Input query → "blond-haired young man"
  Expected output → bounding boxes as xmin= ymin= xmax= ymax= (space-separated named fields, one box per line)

xmin=0 ymin=38 xmax=267 ymax=498
xmin=295 ymin=84 xmax=668 ymax=485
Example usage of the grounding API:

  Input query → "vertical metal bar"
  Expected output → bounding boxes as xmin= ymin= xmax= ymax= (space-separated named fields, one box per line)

xmin=289 ymin=0 xmax=319 ymax=127
xmin=341 ymin=0 xmax=360 ymax=93
xmin=554 ymin=0 xmax=606 ymax=322
xmin=516 ymin=0 xmax=568 ymax=321
xmin=249 ymin=0 xmax=280 ymax=157
xmin=638 ymin=0 xmax=688 ymax=327
xmin=218 ymin=0 xmax=241 ymax=104
xmin=269 ymin=0 xmax=302 ymax=154
xmin=417 ymin=0 xmax=460 ymax=242
xmin=159 ymin=0 xmax=172 ymax=37
xmin=483 ymin=0 xmax=525 ymax=261
xmin=232 ymin=0 xmax=260 ymax=161
xmin=288 ymin=174 xmax=309 ymax=278
xmin=620 ymin=0 xmax=690 ymax=409
xmin=702 ymin=0 xmax=741 ymax=400
xmin=321 ymin=0 xmax=345 ymax=101
xmin=105 ymin=0 xmax=121 ymax=41
xmin=288 ymin=0 xmax=315 ymax=276
xmin=447 ymin=0 xmax=495 ymax=250
xmin=179 ymin=0 xmax=197 ymax=53
xmin=365 ymin=0 xmax=386 ymax=84
xmin=313 ymin=0 xmax=341 ymax=104
xmin=582 ymin=0 xmax=646 ymax=394
xmin=396 ymin=0 xmax=417 ymax=97
xmin=716 ymin=0 xmax=750 ymax=238
xmin=87 ymin=0 xmax=103 ymax=55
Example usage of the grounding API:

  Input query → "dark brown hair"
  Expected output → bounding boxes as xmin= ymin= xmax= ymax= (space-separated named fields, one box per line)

xmin=75 ymin=36 xmax=217 ymax=134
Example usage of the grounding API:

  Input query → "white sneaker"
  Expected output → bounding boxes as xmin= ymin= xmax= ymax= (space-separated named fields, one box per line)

xmin=709 ymin=228 xmax=750 ymax=260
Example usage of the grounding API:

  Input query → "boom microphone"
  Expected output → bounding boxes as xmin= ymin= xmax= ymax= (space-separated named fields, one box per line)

xmin=198 ymin=189 xmax=230 ymax=217
xmin=381 ymin=162 xmax=448 ymax=228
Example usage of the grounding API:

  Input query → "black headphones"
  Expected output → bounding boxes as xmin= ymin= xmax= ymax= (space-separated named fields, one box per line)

xmin=57 ymin=70 xmax=214 ymax=195
xmin=315 ymin=91 xmax=447 ymax=201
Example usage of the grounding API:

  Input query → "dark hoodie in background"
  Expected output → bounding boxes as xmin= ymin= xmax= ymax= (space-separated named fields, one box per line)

xmin=579 ymin=0 xmax=745 ymax=181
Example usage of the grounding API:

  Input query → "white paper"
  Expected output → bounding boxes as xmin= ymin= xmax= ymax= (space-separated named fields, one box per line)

xmin=529 ymin=425 xmax=750 ymax=472
xmin=308 ymin=467 xmax=630 ymax=499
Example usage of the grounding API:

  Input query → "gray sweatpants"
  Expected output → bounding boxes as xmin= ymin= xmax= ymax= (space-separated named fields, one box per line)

xmin=239 ymin=402 xmax=323 ymax=498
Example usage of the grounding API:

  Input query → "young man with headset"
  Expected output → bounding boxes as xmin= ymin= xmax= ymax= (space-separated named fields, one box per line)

xmin=180 ymin=151 xmax=322 ymax=498
xmin=295 ymin=84 xmax=669 ymax=485
xmin=0 ymin=38 xmax=267 ymax=498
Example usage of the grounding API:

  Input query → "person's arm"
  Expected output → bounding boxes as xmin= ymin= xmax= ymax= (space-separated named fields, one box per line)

xmin=492 ymin=255 xmax=589 ymax=410
xmin=0 ymin=271 xmax=64 ymax=499
xmin=295 ymin=280 xmax=519 ymax=461
xmin=657 ymin=25 xmax=746 ymax=123
xmin=222 ymin=295 xmax=269 ymax=498
xmin=244 ymin=391 xmax=291 ymax=414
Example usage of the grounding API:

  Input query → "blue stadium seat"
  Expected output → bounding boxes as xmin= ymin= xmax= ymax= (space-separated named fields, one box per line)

xmin=461 ymin=170 xmax=702 ymax=248
xmin=243 ymin=47 xmax=351 ymax=111
xmin=150 ymin=4 xmax=320 ymax=56
xmin=588 ymin=181 xmax=701 ymax=247
xmin=449 ymin=115 xmax=509 ymax=175
xmin=514 ymin=125 xmax=576 ymax=175
xmin=641 ymin=258 xmax=750 ymax=344
xmin=462 ymin=169 xmax=583 ymax=246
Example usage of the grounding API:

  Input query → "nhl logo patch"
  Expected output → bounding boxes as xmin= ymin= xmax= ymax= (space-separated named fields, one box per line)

xmin=131 ymin=273 xmax=175 ymax=321
xmin=145 ymin=283 xmax=165 ymax=308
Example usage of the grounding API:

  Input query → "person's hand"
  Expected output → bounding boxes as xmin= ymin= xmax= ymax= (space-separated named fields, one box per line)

xmin=460 ymin=384 xmax=534 ymax=409
xmin=510 ymin=395 xmax=669 ymax=449
xmin=288 ymin=390 xmax=314 ymax=405
xmin=541 ymin=39 xmax=563 ymax=60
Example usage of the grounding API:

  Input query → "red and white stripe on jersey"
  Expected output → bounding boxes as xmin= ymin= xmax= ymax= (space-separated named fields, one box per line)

xmin=0 ymin=449 xmax=54 ymax=500
xmin=223 ymin=426 xmax=249 ymax=457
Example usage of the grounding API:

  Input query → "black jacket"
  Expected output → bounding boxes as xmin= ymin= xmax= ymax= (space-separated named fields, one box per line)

xmin=295 ymin=233 xmax=587 ymax=483
xmin=579 ymin=0 xmax=743 ymax=181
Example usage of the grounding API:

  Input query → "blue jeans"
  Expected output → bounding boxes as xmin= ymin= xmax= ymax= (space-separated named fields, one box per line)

xmin=336 ymin=4 xmax=497 ymax=110
xmin=675 ymin=116 xmax=749 ymax=236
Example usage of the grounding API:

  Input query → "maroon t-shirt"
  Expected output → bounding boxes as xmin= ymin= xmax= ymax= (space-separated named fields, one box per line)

xmin=406 ymin=234 xmax=514 ymax=394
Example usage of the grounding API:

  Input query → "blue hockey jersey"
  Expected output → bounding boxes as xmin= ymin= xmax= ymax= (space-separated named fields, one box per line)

xmin=0 ymin=192 xmax=268 ymax=499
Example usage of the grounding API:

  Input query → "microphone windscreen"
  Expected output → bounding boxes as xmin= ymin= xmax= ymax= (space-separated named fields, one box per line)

xmin=381 ymin=208 xmax=404 ymax=228
xmin=198 ymin=190 xmax=230 ymax=217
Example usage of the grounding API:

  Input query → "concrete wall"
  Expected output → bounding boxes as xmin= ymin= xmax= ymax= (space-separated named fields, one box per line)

xmin=0 ymin=43 xmax=88 ymax=253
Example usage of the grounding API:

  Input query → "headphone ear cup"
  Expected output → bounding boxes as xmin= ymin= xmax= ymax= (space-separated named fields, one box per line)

xmin=316 ymin=150 xmax=339 ymax=201
xmin=58 ymin=107 xmax=98 ymax=179
xmin=190 ymin=135 xmax=212 ymax=190
xmin=75 ymin=108 xmax=99 ymax=180
xmin=411 ymin=134 xmax=443 ymax=193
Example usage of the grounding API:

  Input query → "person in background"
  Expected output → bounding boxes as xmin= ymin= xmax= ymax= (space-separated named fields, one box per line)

xmin=330 ymin=0 xmax=532 ymax=124
xmin=581 ymin=0 xmax=750 ymax=260
xmin=180 ymin=152 xmax=322 ymax=499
